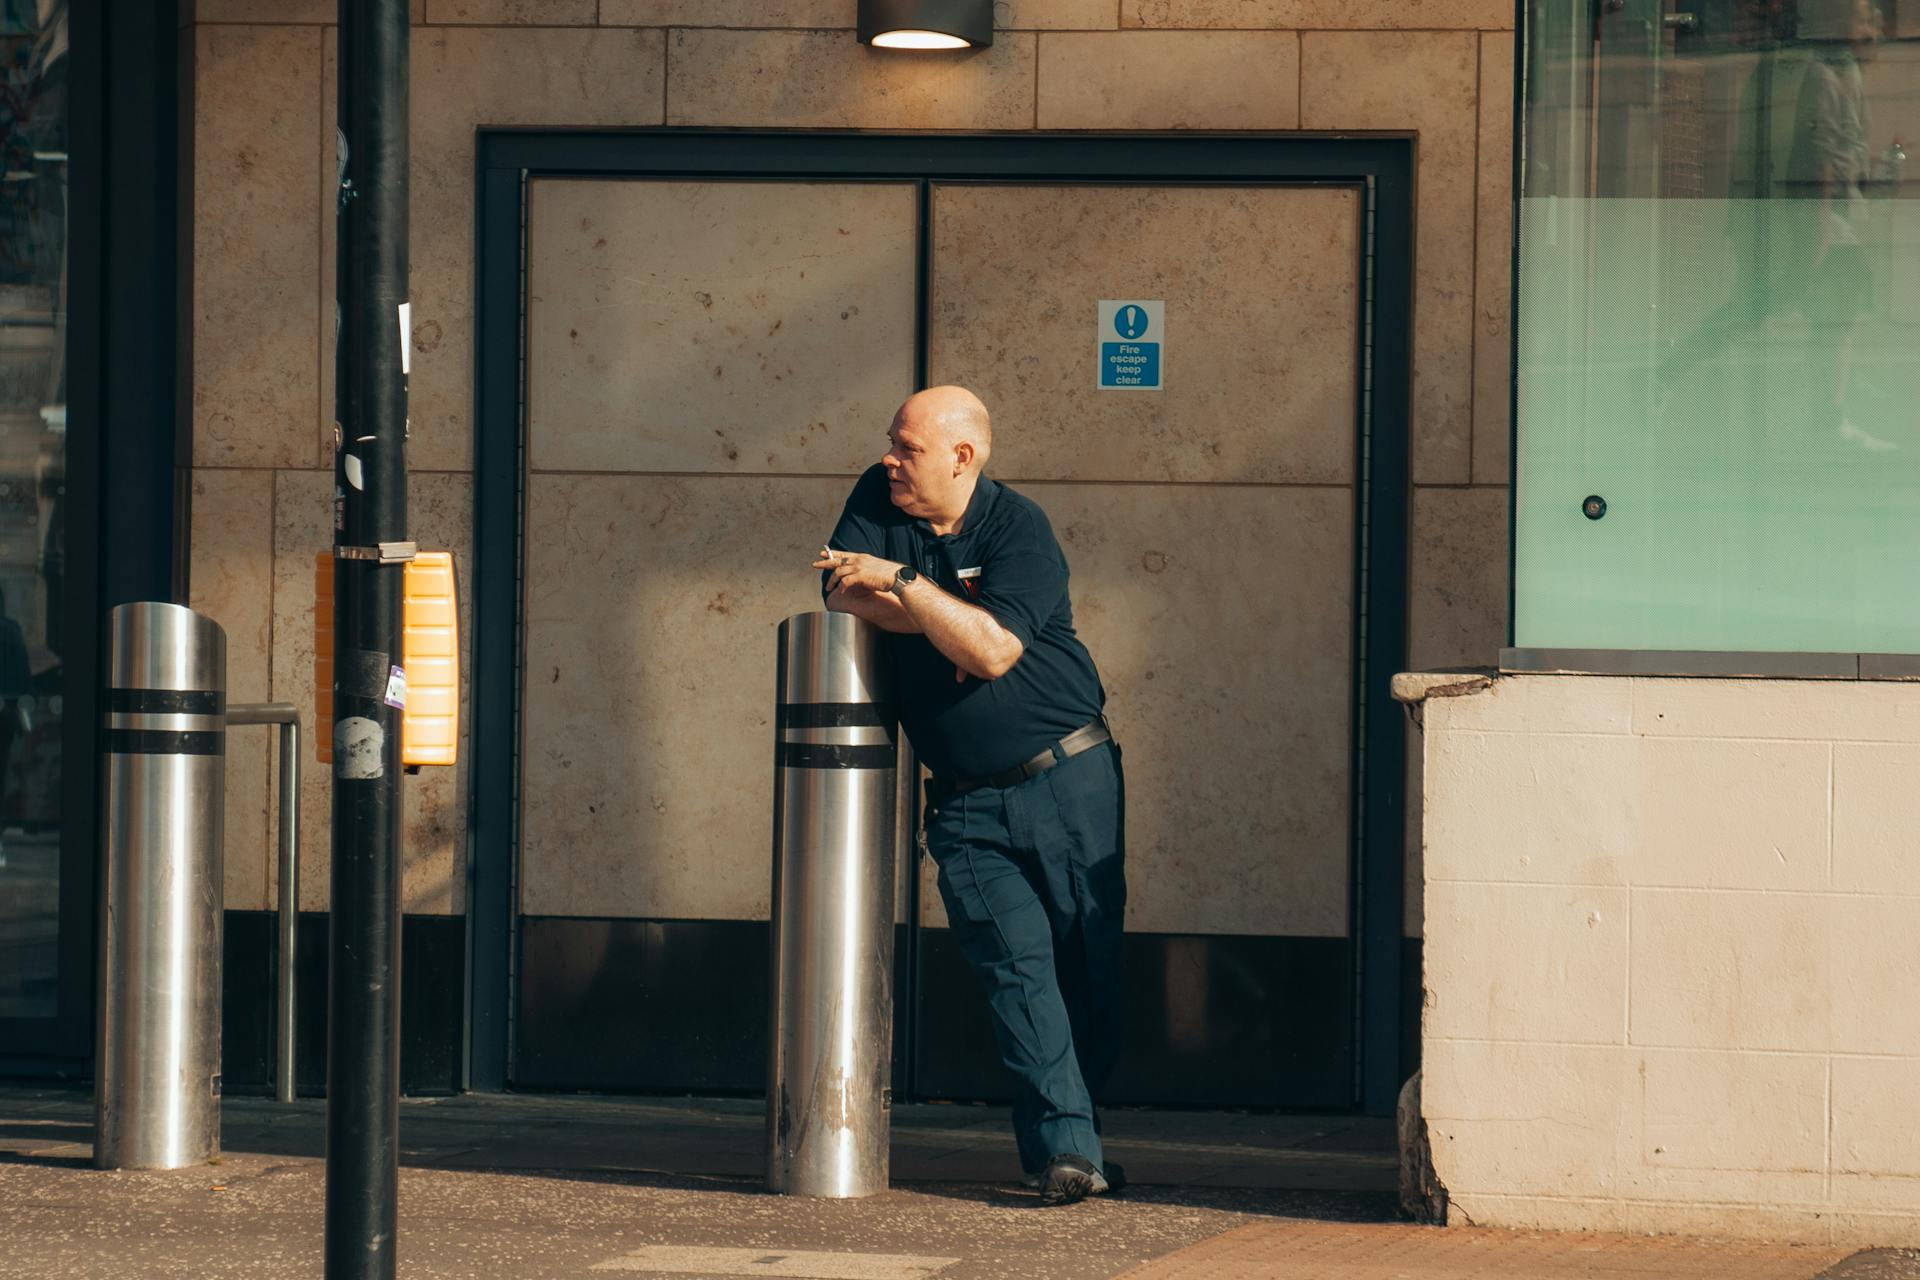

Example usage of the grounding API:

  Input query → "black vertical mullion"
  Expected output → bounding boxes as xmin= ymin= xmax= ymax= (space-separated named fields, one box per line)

xmin=99 ymin=0 xmax=181 ymax=612
xmin=51 ymin=0 xmax=106 ymax=1067
xmin=1506 ymin=18 xmax=1525 ymax=647
xmin=915 ymin=180 xmax=932 ymax=392
xmin=466 ymin=161 xmax=525 ymax=1093
xmin=1345 ymin=178 xmax=1374 ymax=1109
xmin=1356 ymin=151 xmax=1414 ymax=1117
xmin=902 ymin=177 xmax=933 ymax=1099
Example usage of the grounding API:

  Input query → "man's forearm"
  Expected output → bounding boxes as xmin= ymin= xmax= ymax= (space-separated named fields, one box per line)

xmin=826 ymin=587 xmax=921 ymax=634
xmin=897 ymin=578 xmax=1022 ymax=679
xmin=812 ymin=550 xmax=1021 ymax=673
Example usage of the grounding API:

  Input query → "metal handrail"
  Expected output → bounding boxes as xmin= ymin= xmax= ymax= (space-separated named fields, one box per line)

xmin=227 ymin=701 xmax=301 ymax=1104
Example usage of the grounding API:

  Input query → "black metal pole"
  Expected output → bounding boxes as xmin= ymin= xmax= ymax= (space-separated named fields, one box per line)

xmin=327 ymin=2 xmax=409 ymax=1277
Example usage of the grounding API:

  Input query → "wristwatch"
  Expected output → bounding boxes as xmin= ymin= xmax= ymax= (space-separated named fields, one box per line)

xmin=889 ymin=565 xmax=919 ymax=595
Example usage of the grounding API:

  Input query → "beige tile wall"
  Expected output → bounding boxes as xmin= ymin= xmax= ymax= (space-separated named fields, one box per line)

xmin=924 ymin=183 xmax=1359 ymax=937
xmin=188 ymin=470 xmax=273 ymax=909
xmin=927 ymin=184 xmax=1359 ymax=484
xmin=518 ymin=472 xmax=852 ymax=921
xmin=187 ymin=4 xmax=1519 ymax=920
xmin=516 ymin=176 xmax=918 ymax=925
xmin=524 ymin=179 xmax=919 ymax=475
xmin=1005 ymin=482 xmax=1355 ymax=937
xmin=1412 ymin=673 xmax=1920 ymax=1245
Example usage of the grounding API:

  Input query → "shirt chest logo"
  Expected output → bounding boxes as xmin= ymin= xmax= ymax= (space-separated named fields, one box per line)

xmin=957 ymin=566 xmax=983 ymax=600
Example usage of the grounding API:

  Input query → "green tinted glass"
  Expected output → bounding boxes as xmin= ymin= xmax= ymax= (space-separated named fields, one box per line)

xmin=1515 ymin=0 xmax=1920 ymax=653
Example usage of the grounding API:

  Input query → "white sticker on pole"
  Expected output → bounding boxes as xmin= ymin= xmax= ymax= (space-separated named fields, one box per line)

xmin=398 ymin=301 xmax=411 ymax=375
xmin=1097 ymin=300 xmax=1164 ymax=392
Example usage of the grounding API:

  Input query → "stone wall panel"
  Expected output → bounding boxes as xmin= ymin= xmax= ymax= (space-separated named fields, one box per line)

xmin=189 ymin=470 xmax=275 ymax=911
xmin=1125 ymin=0 xmax=1516 ymax=29
xmin=1302 ymin=31 xmax=1478 ymax=485
xmin=667 ymin=29 xmax=1035 ymax=131
xmin=194 ymin=25 xmax=322 ymax=469
xmin=1037 ymin=32 xmax=1298 ymax=130
xmin=525 ymin=179 xmax=918 ymax=475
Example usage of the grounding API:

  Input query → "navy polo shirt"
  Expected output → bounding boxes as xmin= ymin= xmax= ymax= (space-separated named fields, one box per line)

xmin=823 ymin=464 xmax=1106 ymax=780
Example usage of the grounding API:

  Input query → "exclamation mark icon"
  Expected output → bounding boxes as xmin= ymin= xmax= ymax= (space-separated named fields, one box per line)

xmin=1125 ymin=306 xmax=1139 ymax=333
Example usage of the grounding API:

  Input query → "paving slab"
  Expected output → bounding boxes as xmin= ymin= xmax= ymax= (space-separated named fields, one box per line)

xmin=1118 ymin=1220 xmax=1866 ymax=1280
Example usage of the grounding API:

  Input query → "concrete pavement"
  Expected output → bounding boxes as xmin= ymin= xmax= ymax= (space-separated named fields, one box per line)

xmin=1 ymin=1087 xmax=1912 ymax=1279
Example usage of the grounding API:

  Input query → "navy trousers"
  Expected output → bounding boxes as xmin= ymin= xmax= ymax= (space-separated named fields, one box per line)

xmin=925 ymin=741 xmax=1127 ymax=1177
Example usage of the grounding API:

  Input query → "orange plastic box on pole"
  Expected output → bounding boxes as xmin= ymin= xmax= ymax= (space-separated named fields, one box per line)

xmin=315 ymin=550 xmax=459 ymax=767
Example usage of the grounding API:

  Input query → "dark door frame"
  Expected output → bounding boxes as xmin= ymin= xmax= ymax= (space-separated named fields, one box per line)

xmin=470 ymin=130 xmax=1414 ymax=1115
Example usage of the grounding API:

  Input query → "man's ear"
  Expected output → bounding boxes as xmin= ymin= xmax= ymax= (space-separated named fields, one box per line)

xmin=953 ymin=440 xmax=975 ymax=475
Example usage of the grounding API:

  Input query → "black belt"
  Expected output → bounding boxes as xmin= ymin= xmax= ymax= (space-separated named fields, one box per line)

xmin=931 ymin=716 xmax=1112 ymax=803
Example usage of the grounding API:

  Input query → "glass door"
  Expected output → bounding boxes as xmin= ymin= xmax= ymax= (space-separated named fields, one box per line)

xmin=0 ymin=0 xmax=75 ymax=1062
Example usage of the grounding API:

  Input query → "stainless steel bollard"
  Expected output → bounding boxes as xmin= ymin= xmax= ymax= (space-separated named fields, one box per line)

xmin=96 ymin=603 xmax=227 ymax=1171
xmin=767 ymin=611 xmax=898 ymax=1198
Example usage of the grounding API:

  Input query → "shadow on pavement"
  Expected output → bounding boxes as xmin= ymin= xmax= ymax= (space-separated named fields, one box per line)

xmin=880 ymin=1178 xmax=1402 ymax=1222
xmin=0 ymin=1121 xmax=90 ymax=1145
xmin=0 ymin=1150 xmax=91 ymax=1170
xmin=1 ymin=1084 xmax=1404 ymax=1231
xmin=441 ymin=1160 xmax=1405 ymax=1226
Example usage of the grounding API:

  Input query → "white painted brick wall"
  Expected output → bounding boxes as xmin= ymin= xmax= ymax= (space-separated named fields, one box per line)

xmin=1415 ymin=673 xmax=1920 ymax=1246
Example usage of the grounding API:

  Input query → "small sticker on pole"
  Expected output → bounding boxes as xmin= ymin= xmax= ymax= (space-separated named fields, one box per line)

xmin=335 ymin=716 xmax=384 ymax=780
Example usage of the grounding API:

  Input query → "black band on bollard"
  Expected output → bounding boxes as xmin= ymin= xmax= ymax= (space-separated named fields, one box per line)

xmin=778 ymin=741 xmax=896 ymax=770
xmin=107 ymin=688 xmax=227 ymax=716
xmin=777 ymin=702 xmax=896 ymax=731
xmin=105 ymin=728 xmax=226 ymax=757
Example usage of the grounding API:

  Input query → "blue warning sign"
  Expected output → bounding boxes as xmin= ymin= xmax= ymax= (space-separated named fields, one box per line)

xmin=1097 ymin=300 xmax=1164 ymax=391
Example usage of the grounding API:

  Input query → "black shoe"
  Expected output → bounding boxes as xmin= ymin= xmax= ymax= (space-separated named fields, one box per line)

xmin=1038 ymin=1154 xmax=1109 ymax=1206
xmin=1027 ymin=1159 xmax=1124 ymax=1195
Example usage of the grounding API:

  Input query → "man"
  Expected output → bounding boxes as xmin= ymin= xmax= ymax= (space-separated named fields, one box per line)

xmin=1786 ymin=0 xmax=1890 ymax=450
xmin=813 ymin=385 xmax=1126 ymax=1206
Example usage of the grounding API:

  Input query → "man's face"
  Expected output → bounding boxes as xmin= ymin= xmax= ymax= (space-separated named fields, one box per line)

xmin=881 ymin=410 xmax=954 ymax=518
xmin=1853 ymin=0 xmax=1882 ymax=43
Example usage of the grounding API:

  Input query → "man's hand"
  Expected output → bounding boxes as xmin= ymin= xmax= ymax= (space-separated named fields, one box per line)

xmin=815 ymin=547 xmax=920 ymax=634
xmin=813 ymin=548 xmax=905 ymax=596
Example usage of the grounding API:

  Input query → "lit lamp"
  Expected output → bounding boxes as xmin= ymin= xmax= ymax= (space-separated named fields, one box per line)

xmin=858 ymin=0 xmax=993 ymax=49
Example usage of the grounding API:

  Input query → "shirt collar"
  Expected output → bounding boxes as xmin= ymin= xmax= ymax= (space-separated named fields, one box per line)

xmin=915 ymin=474 xmax=997 ymax=542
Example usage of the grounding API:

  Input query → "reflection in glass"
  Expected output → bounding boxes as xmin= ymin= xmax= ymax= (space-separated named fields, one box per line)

xmin=1515 ymin=0 xmax=1920 ymax=652
xmin=0 ymin=0 xmax=67 ymax=1021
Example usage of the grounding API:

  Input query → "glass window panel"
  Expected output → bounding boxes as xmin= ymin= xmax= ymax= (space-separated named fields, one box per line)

xmin=0 ymin=0 xmax=67 ymax=1020
xmin=1515 ymin=0 xmax=1920 ymax=653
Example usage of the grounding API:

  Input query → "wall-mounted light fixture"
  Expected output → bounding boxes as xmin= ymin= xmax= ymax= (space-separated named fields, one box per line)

xmin=858 ymin=0 xmax=993 ymax=49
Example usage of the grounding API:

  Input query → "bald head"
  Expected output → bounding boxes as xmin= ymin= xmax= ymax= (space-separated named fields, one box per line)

xmin=900 ymin=385 xmax=992 ymax=471
xmin=882 ymin=386 xmax=993 ymax=531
